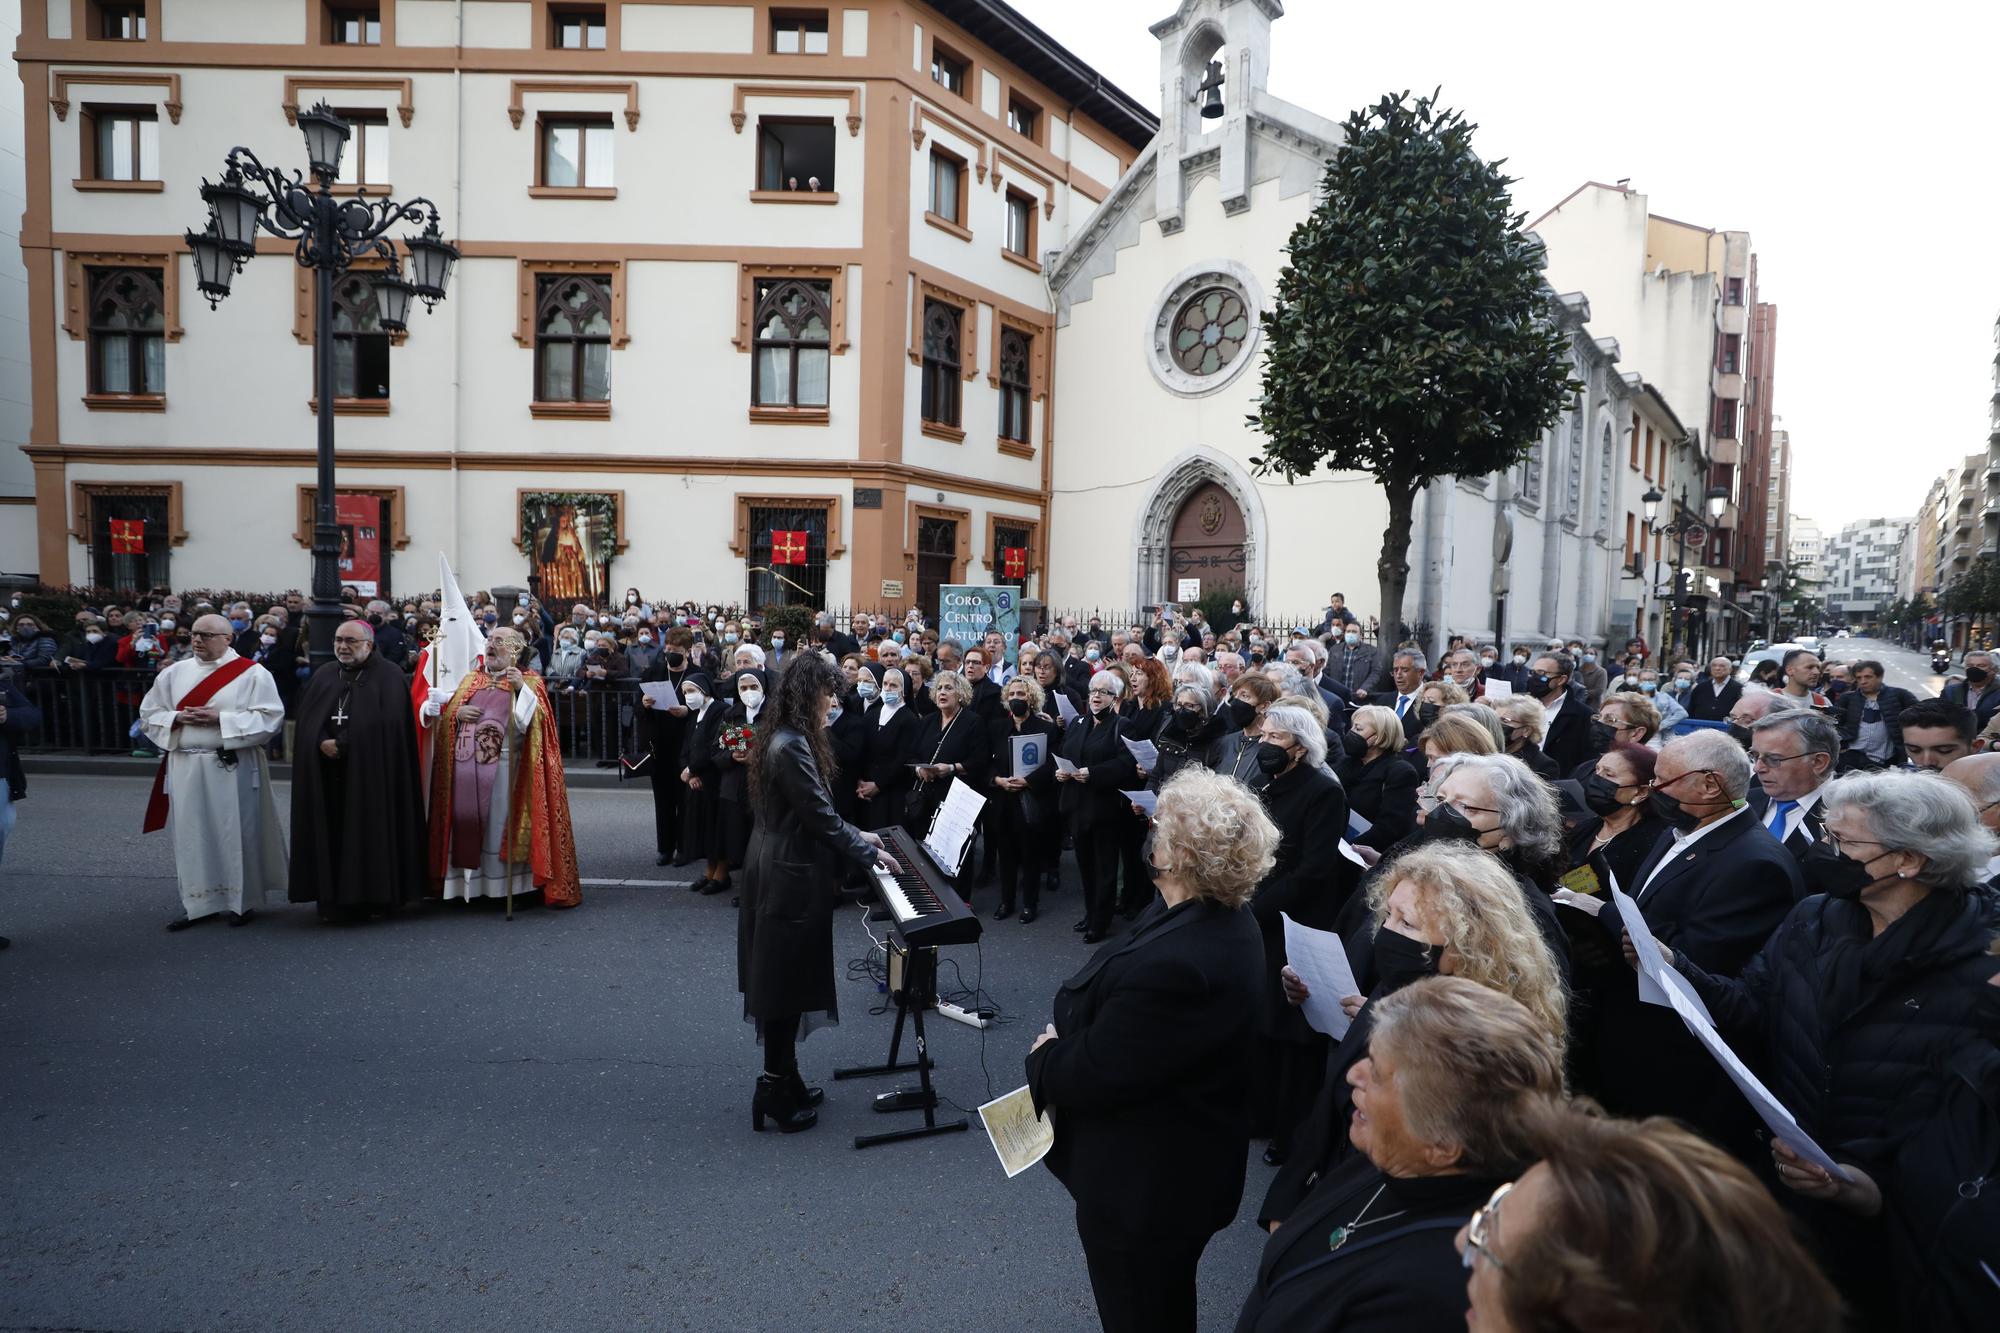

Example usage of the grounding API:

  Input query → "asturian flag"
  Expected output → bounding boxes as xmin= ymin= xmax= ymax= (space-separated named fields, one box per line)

xmin=410 ymin=551 xmax=487 ymax=798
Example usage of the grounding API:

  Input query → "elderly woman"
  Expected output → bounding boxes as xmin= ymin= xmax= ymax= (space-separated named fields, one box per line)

xmin=905 ymin=668 xmax=990 ymax=894
xmin=988 ymin=674 xmax=1058 ymax=922
xmin=1028 ymin=768 xmax=1276 ymax=1333
xmin=1569 ymin=740 xmax=1664 ymax=892
xmin=676 ymin=672 xmax=732 ymax=894
xmin=1418 ymin=710 xmax=1499 ymax=771
xmin=1580 ymin=690 xmax=1662 ymax=778
xmin=901 ymin=653 xmax=937 ymax=717
xmin=1238 ymin=977 xmax=1566 ymax=1333
xmin=857 ymin=665 xmax=918 ymax=830
xmin=545 ymin=624 xmax=585 ymax=682
xmin=1212 ymin=672 xmax=1283 ymax=789
xmin=1656 ymin=769 xmax=2000 ymax=1326
xmin=1151 ymin=682 xmax=1221 ymax=790
xmin=1458 ymin=1113 xmax=1843 ymax=1333
xmin=1057 ymin=667 xmax=1141 ymax=942
xmin=1487 ymin=694 xmax=1558 ymax=779
xmin=1248 ymin=703 xmax=1352 ymax=1166
xmin=1414 ymin=679 xmax=1469 ymax=738
xmin=1261 ymin=841 xmax=1568 ymax=1229
xmin=1340 ymin=704 xmax=1420 ymax=852
xmin=1416 ymin=754 xmax=1571 ymax=975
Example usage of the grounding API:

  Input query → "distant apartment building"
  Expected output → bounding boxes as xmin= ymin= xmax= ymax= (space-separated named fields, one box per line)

xmin=1823 ymin=516 xmax=1913 ymax=625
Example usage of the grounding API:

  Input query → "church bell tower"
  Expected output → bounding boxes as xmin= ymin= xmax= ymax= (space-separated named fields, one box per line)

xmin=1149 ymin=0 xmax=1280 ymax=234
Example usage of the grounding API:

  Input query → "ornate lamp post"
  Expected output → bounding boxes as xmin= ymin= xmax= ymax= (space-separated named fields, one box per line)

xmin=1642 ymin=482 xmax=1731 ymax=660
xmin=185 ymin=101 xmax=458 ymax=668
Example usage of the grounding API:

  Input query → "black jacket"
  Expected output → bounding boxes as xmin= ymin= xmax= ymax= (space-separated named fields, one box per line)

xmin=1884 ymin=1039 xmax=2000 ymax=1333
xmin=905 ymin=707 xmax=990 ymax=834
xmin=988 ymin=711 xmax=1058 ymax=830
xmin=1687 ymin=675 xmax=1743 ymax=722
xmin=1252 ymin=763 xmax=1352 ymax=1043
xmin=1540 ymin=683 xmax=1596 ymax=774
xmin=1026 ymin=896 xmax=1266 ymax=1243
xmin=1 ymin=675 xmax=41 ymax=801
xmin=736 ymin=727 xmax=878 ymax=1023
xmin=1512 ymin=740 xmax=1559 ymax=780
xmin=1337 ymin=751 xmax=1419 ymax=852
xmin=1239 ymin=1155 xmax=1503 ymax=1333
xmin=1745 ymin=785 xmax=1830 ymax=866
xmin=1058 ymin=711 xmax=1139 ymax=832
xmin=1940 ymin=679 xmax=2000 ymax=733
xmin=1832 ymin=686 xmax=1919 ymax=767
xmin=1592 ymin=809 xmax=1801 ymax=1146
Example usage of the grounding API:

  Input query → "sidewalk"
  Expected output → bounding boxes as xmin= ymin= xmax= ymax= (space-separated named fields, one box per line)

xmin=22 ymin=752 xmax=641 ymax=790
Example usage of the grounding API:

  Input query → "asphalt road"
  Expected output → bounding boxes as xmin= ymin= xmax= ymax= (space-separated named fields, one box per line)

xmin=1806 ymin=636 xmax=1946 ymax=700
xmin=0 ymin=775 xmax=1269 ymax=1333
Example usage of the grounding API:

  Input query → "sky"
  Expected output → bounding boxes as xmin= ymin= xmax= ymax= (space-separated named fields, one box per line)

xmin=1007 ymin=0 xmax=2000 ymax=534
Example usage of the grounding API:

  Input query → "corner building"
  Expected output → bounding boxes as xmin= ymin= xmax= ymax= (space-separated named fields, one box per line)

xmin=15 ymin=0 xmax=1150 ymax=610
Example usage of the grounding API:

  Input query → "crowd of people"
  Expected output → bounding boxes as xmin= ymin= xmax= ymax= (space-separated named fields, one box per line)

xmin=4 ymin=583 xmax=1997 ymax=1330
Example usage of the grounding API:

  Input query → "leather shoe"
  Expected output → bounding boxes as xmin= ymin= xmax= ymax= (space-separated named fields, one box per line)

xmin=1082 ymin=930 xmax=1104 ymax=944
xmin=992 ymin=904 xmax=1014 ymax=921
xmin=1019 ymin=909 xmax=1037 ymax=924
xmin=787 ymin=1071 xmax=825 ymax=1109
xmin=1072 ymin=919 xmax=1088 ymax=932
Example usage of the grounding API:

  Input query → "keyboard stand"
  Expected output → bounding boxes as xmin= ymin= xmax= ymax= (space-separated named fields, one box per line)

xmin=834 ymin=941 xmax=969 ymax=1149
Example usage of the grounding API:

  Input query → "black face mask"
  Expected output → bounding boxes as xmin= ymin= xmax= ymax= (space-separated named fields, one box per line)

xmin=665 ymin=652 xmax=686 ymax=668
xmin=1582 ymin=771 xmax=1630 ymax=817
xmin=1649 ymin=789 xmax=1703 ymax=832
xmin=1007 ymin=697 xmax=1030 ymax=718
xmin=1227 ymin=697 xmax=1258 ymax=729
xmin=1255 ymin=741 xmax=1294 ymax=776
xmin=1801 ymin=842 xmax=1874 ymax=899
xmin=1969 ymin=667 xmax=1992 ymax=686
xmin=1340 ymin=728 xmax=1368 ymax=759
xmin=1171 ymin=705 xmax=1205 ymax=730
xmin=1416 ymin=803 xmax=1479 ymax=845
xmin=1416 ymin=702 xmax=1440 ymax=725
xmin=1725 ymin=722 xmax=1753 ymax=751
xmin=1373 ymin=926 xmax=1442 ymax=994
xmin=1529 ymin=673 xmax=1555 ymax=695
xmin=1589 ymin=720 xmax=1617 ymax=753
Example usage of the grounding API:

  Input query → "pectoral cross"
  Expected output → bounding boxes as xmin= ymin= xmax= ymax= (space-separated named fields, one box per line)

xmin=332 ymin=702 xmax=349 ymax=728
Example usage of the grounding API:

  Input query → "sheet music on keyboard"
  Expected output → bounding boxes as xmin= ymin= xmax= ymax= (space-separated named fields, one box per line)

xmin=925 ymin=777 xmax=987 ymax=875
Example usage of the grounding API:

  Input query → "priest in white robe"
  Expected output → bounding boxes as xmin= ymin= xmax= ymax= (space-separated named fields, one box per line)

xmin=139 ymin=613 xmax=288 ymax=930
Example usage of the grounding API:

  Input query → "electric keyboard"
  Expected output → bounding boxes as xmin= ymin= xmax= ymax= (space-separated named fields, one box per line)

xmin=870 ymin=825 xmax=982 ymax=949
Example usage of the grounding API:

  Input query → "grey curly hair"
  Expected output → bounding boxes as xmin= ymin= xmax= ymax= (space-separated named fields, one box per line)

xmin=1150 ymin=767 xmax=1280 ymax=909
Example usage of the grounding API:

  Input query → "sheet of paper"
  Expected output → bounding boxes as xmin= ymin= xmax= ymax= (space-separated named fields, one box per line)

xmin=1054 ymin=691 xmax=1078 ymax=723
xmin=977 ymin=1085 xmax=1054 ymax=1179
xmin=1281 ymin=913 xmax=1360 ymax=1040
xmin=1121 ymin=737 xmax=1160 ymax=770
xmin=923 ymin=777 xmax=987 ymax=874
xmin=1552 ymin=886 xmax=1606 ymax=918
xmin=1122 ymin=789 xmax=1158 ymax=817
xmin=1345 ymin=809 xmax=1373 ymax=840
xmin=1658 ymin=970 xmax=1851 ymax=1182
xmin=1010 ymin=732 xmax=1046 ymax=779
xmin=639 ymin=681 xmax=681 ymax=707
xmin=1482 ymin=678 xmax=1513 ymax=699
xmin=1337 ymin=839 xmax=1367 ymax=868
xmin=1053 ymin=754 xmax=1077 ymax=775
xmin=1610 ymin=885 xmax=1674 ymax=1010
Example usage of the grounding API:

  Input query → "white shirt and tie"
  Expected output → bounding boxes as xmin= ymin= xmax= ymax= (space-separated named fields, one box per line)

xmin=1761 ymin=784 xmax=1826 ymax=846
xmin=1394 ymin=692 xmax=1422 ymax=722
xmin=1638 ymin=803 xmax=1752 ymax=900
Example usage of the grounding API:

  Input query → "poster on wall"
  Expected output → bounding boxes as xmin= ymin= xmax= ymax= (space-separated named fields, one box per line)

xmin=940 ymin=585 xmax=1021 ymax=665
xmin=336 ymin=493 xmax=382 ymax=597
xmin=520 ymin=492 xmax=617 ymax=605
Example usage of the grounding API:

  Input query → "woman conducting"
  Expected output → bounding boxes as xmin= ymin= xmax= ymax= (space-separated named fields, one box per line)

xmin=738 ymin=655 xmax=900 ymax=1135
xmin=1027 ymin=767 xmax=1277 ymax=1333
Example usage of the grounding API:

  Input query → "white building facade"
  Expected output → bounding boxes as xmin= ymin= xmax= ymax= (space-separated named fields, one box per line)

xmin=1823 ymin=517 xmax=1912 ymax=626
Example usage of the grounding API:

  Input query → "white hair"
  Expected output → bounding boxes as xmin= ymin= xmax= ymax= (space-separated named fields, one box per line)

xmin=1089 ymin=668 xmax=1126 ymax=697
xmin=1663 ymin=729 xmax=1754 ymax=801
xmin=1172 ymin=662 xmax=1217 ymax=700
xmin=735 ymin=642 xmax=767 ymax=667
xmin=1821 ymin=769 xmax=1998 ymax=889
xmin=1262 ymin=703 xmax=1330 ymax=773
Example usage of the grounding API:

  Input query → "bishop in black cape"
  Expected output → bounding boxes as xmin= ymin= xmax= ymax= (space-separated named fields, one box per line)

xmin=287 ymin=633 xmax=429 ymax=915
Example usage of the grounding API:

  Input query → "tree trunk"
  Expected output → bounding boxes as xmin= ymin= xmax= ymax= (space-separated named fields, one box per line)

xmin=1376 ymin=481 xmax=1417 ymax=649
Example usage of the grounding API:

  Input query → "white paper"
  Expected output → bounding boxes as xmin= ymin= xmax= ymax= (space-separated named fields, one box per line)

xmin=977 ymin=1085 xmax=1054 ymax=1179
xmin=1122 ymin=789 xmax=1158 ymax=816
xmin=1552 ymin=886 xmax=1606 ymax=918
xmin=1053 ymin=754 xmax=1077 ymax=775
xmin=1281 ymin=913 xmax=1361 ymax=1039
xmin=923 ymin=777 xmax=987 ymax=874
xmin=1482 ymin=678 xmax=1513 ymax=699
xmin=1122 ymin=737 xmax=1160 ymax=770
xmin=640 ymin=681 xmax=681 ymax=707
xmin=1009 ymin=732 xmax=1047 ymax=778
xmin=1054 ymin=691 xmax=1078 ymax=723
xmin=1346 ymin=809 xmax=1373 ymax=840
xmin=1337 ymin=839 xmax=1367 ymax=867
xmin=1611 ymin=884 xmax=1681 ymax=1012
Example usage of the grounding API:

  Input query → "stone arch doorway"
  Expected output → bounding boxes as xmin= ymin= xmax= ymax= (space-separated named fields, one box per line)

xmin=1132 ymin=450 xmax=1266 ymax=610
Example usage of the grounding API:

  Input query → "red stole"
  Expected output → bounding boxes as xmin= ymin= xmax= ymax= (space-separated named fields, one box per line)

xmin=141 ymin=656 xmax=259 ymax=833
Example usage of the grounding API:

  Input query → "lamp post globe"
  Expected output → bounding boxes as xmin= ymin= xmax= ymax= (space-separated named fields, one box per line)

xmin=295 ymin=101 xmax=351 ymax=181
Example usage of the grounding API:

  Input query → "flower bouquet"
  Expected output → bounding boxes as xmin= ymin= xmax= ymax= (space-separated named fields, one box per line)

xmin=721 ymin=724 xmax=755 ymax=760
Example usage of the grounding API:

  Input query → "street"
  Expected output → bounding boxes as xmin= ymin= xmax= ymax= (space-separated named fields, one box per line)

xmin=1807 ymin=636 xmax=1946 ymax=700
xmin=0 ymin=775 xmax=1266 ymax=1333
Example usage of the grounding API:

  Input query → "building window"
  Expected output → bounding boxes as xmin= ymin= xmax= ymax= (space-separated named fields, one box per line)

xmin=748 ymin=505 xmax=828 ymax=608
xmin=88 ymin=490 xmax=171 ymax=592
xmin=920 ymin=299 xmax=962 ymax=428
xmin=83 ymin=106 xmax=158 ymax=182
xmin=333 ymin=112 xmax=390 ymax=187
xmin=87 ymin=267 xmax=165 ymax=397
xmin=551 ymin=4 xmax=607 ymax=49
xmin=332 ymin=275 xmax=391 ymax=401
xmin=1713 ymin=396 xmax=1738 ymax=440
xmin=534 ymin=274 xmax=613 ymax=403
xmin=915 ymin=515 xmax=958 ymax=616
xmin=1724 ymin=276 xmax=1744 ymax=305
xmin=993 ymin=522 xmax=1030 ymax=591
xmin=1719 ymin=332 xmax=1741 ymax=374
xmin=931 ymin=44 xmax=968 ymax=97
xmin=1006 ymin=94 xmax=1040 ymax=142
xmin=1004 ymin=189 xmax=1035 ymax=260
xmin=757 ymin=118 xmax=835 ymax=192
xmin=327 ymin=5 xmax=382 ymax=45
xmin=998 ymin=328 xmax=1031 ymax=444
xmin=928 ymin=149 xmax=964 ymax=225
xmin=1171 ymin=286 xmax=1250 ymax=378
xmin=1625 ymin=512 xmax=1637 ymax=568
xmin=540 ymin=116 xmax=614 ymax=189
xmin=751 ymin=279 xmax=831 ymax=411
xmin=95 ymin=2 xmax=146 ymax=40
xmin=769 ymin=8 xmax=828 ymax=54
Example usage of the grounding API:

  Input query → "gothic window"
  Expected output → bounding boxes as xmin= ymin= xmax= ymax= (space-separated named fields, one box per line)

xmin=1597 ymin=423 xmax=1616 ymax=527
xmin=920 ymin=298 xmax=961 ymax=427
xmin=1518 ymin=434 xmax=1545 ymax=508
xmin=1564 ymin=398 xmax=1585 ymax=521
xmin=750 ymin=279 xmax=831 ymax=409
xmin=534 ymin=274 xmax=613 ymax=402
xmin=87 ymin=267 xmax=166 ymax=397
xmin=1171 ymin=286 xmax=1249 ymax=377
xmin=331 ymin=274 xmax=390 ymax=400
xmin=747 ymin=504 xmax=828 ymax=608
xmin=998 ymin=328 xmax=1031 ymax=444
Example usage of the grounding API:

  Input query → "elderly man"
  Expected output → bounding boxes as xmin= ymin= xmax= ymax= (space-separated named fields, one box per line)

xmin=1597 ymin=730 xmax=1799 ymax=1141
xmin=288 ymin=619 xmax=428 ymax=921
xmin=1442 ymin=648 xmax=1483 ymax=698
xmin=139 ymin=613 xmax=288 ymax=930
xmin=982 ymin=629 xmax=1015 ymax=687
xmin=1723 ymin=685 xmax=1805 ymax=749
xmin=1384 ymin=650 xmax=1429 ymax=731
xmin=1742 ymin=709 xmax=1839 ymax=865
xmin=1898 ymin=699 xmax=1977 ymax=773
xmin=1530 ymin=650 xmax=1596 ymax=773
xmin=1941 ymin=649 xmax=2000 ymax=731
xmin=1212 ymin=650 xmax=1244 ymax=687
xmin=1941 ymin=753 xmax=2000 ymax=883
xmin=1686 ymin=655 xmax=1743 ymax=722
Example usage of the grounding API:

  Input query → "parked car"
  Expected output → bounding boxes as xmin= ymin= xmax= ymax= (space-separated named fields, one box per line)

xmin=1738 ymin=641 xmax=1804 ymax=684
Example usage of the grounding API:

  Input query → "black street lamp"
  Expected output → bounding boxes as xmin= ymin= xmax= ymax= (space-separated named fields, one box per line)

xmin=185 ymin=100 xmax=458 ymax=668
xmin=1640 ymin=482 xmax=1732 ymax=660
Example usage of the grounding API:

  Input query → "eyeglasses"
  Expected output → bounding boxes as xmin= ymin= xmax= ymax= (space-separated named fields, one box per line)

xmin=1593 ymin=714 xmax=1638 ymax=730
xmin=1821 ymin=831 xmax=1885 ymax=857
xmin=1746 ymin=750 xmax=1809 ymax=770
xmin=1461 ymin=1179 xmax=1513 ymax=1272
xmin=190 ymin=630 xmax=233 ymax=640
xmin=1650 ymin=768 xmax=1717 ymax=792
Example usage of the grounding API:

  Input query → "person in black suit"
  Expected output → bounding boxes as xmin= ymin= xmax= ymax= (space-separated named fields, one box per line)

xmin=1057 ymin=668 xmax=1141 ymax=942
xmin=1027 ymin=767 xmax=1277 ymax=1333
xmin=1338 ymin=705 xmax=1420 ymax=852
xmin=989 ymin=675 xmax=1059 ymax=921
xmin=1528 ymin=651 xmax=1597 ymax=774
xmin=904 ymin=669 xmax=990 ymax=897
xmin=676 ymin=674 xmax=730 ymax=894
xmin=639 ymin=627 xmax=698 ymax=865
xmin=1939 ymin=648 xmax=2000 ymax=732
xmin=738 ymin=653 xmax=900 ymax=1134
xmin=1686 ymin=655 xmax=1743 ymax=722
xmin=1595 ymin=729 xmax=1799 ymax=1153
xmin=1742 ymin=709 xmax=1836 ymax=873
xmin=1831 ymin=659 xmax=1917 ymax=770
xmin=857 ymin=667 xmax=919 ymax=831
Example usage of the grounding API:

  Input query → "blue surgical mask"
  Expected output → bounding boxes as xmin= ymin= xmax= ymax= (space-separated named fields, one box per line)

xmin=771 ymin=636 xmax=785 ymax=649
xmin=1640 ymin=680 xmax=1657 ymax=693
xmin=826 ymin=704 xmax=843 ymax=725
xmin=724 ymin=631 xmax=739 ymax=644
xmin=893 ymin=631 xmax=906 ymax=644
xmin=857 ymin=679 xmax=877 ymax=699
xmin=229 ymin=617 xmax=249 ymax=632
xmin=1086 ymin=647 xmax=1101 ymax=662
xmin=883 ymin=689 xmax=903 ymax=705
xmin=1344 ymin=631 xmax=1360 ymax=645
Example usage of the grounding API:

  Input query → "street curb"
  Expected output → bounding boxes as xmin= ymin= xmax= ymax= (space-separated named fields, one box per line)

xmin=21 ymin=753 xmax=643 ymax=789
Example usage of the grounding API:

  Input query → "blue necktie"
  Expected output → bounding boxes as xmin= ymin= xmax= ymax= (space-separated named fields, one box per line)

xmin=1766 ymin=799 xmax=1798 ymax=836
xmin=1396 ymin=696 xmax=1410 ymax=719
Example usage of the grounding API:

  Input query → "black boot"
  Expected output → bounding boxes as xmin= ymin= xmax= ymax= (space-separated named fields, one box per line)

xmin=787 ymin=1070 xmax=825 ymax=1109
xmin=751 ymin=1073 xmax=818 ymax=1133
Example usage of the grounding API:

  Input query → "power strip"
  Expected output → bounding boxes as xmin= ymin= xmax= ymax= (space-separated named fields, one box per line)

xmin=934 ymin=1001 xmax=991 ymax=1030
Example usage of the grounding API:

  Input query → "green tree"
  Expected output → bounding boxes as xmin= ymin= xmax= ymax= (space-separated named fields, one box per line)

xmin=1249 ymin=89 xmax=1578 ymax=644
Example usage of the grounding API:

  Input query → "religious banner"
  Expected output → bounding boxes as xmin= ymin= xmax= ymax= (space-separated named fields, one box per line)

xmin=335 ymin=493 xmax=382 ymax=596
xmin=770 ymin=529 xmax=809 ymax=565
xmin=939 ymin=584 xmax=1021 ymax=667
xmin=520 ymin=492 xmax=618 ymax=604
xmin=109 ymin=517 xmax=146 ymax=554
xmin=1001 ymin=546 xmax=1027 ymax=580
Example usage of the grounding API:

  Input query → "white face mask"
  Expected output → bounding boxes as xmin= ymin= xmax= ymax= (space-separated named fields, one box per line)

xmin=638 ymin=633 xmax=653 ymax=644
xmin=683 ymin=690 xmax=705 ymax=709
xmin=513 ymin=613 xmax=526 ymax=624
xmin=627 ymin=595 xmax=639 ymax=605
xmin=159 ymin=619 xmax=175 ymax=630
xmin=260 ymin=633 xmax=277 ymax=646
xmin=739 ymin=688 xmax=764 ymax=708
xmin=560 ymin=634 xmax=578 ymax=647
xmin=85 ymin=631 xmax=105 ymax=644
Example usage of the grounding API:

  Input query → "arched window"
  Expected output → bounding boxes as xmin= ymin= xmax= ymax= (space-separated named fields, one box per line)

xmin=920 ymin=298 xmax=961 ymax=426
xmin=998 ymin=327 xmax=1031 ymax=443
xmin=332 ymin=274 xmax=390 ymax=400
xmin=751 ymin=279 xmax=831 ymax=408
xmin=535 ymin=274 xmax=613 ymax=402
xmin=87 ymin=267 xmax=165 ymax=396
